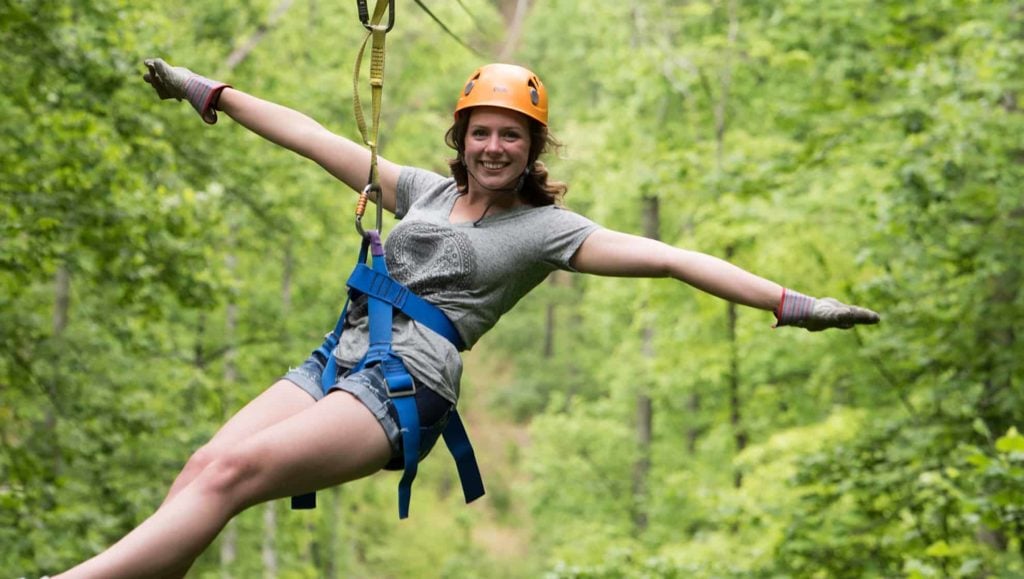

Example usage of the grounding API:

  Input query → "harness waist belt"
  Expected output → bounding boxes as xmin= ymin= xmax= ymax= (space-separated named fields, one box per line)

xmin=347 ymin=264 xmax=466 ymax=351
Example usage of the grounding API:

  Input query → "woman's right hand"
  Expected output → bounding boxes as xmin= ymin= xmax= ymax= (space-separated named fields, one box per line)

xmin=143 ymin=58 xmax=230 ymax=124
xmin=142 ymin=59 xmax=400 ymax=208
xmin=143 ymin=58 xmax=192 ymax=101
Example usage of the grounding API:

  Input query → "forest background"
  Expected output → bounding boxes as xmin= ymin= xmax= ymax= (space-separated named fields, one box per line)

xmin=2 ymin=0 xmax=1022 ymax=577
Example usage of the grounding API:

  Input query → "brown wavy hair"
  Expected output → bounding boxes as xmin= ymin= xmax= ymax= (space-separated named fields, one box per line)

xmin=444 ymin=110 xmax=568 ymax=207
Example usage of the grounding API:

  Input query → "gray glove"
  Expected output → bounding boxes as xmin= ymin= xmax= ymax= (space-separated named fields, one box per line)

xmin=143 ymin=58 xmax=230 ymax=124
xmin=774 ymin=289 xmax=880 ymax=332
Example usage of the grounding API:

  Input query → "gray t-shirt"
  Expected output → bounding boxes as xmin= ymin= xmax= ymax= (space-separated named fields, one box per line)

xmin=335 ymin=166 xmax=600 ymax=403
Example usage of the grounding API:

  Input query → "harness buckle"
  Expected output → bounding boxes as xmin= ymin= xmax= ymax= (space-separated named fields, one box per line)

xmin=379 ymin=357 xmax=416 ymax=398
xmin=384 ymin=375 xmax=416 ymax=398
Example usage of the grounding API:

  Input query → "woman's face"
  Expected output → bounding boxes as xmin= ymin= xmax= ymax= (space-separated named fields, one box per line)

xmin=463 ymin=106 xmax=532 ymax=193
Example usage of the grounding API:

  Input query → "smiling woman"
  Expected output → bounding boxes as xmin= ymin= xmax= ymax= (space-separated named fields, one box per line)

xmin=54 ymin=56 xmax=879 ymax=578
xmin=445 ymin=64 xmax=566 ymax=212
xmin=465 ymin=108 xmax=531 ymax=190
xmin=451 ymin=107 xmax=533 ymax=223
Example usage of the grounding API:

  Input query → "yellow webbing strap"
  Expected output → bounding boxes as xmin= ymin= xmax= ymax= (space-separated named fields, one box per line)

xmin=353 ymin=0 xmax=392 ymax=236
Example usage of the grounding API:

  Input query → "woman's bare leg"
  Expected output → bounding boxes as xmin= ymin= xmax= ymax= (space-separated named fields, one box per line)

xmin=55 ymin=390 xmax=393 ymax=579
xmin=161 ymin=379 xmax=314 ymax=505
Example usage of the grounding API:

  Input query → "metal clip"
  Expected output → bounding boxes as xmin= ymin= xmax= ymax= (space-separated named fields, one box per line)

xmin=355 ymin=183 xmax=382 ymax=239
xmin=356 ymin=0 xmax=395 ymax=32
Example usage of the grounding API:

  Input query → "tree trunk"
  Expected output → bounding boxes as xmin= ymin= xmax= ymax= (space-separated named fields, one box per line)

xmin=686 ymin=392 xmax=702 ymax=454
xmin=53 ymin=263 xmax=70 ymax=335
xmin=46 ymin=263 xmax=70 ymax=479
xmin=261 ymin=501 xmax=278 ymax=578
xmin=220 ymin=230 xmax=239 ymax=577
xmin=224 ymin=0 xmax=297 ymax=73
xmin=714 ymin=0 xmax=739 ymax=176
xmin=543 ymin=270 xmax=570 ymax=359
xmin=543 ymin=301 xmax=556 ymax=359
xmin=324 ymin=486 xmax=346 ymax=577
xmin=497 ymin=0 xmax=531 ymax=61
xmin=725 ymin=246 xmax=746 ymax=489
xmin=219 ymin=524 xmax=237 ymax=578
xmin=632 ymin=195 xmax=659 ymax=534
xmin=262 ymin=241 xmax=295 ymax=578
xmin=633 ymin=385 xmax=652 ymax=534
xmin=974 ymin=205 xmax=1021 ymax=550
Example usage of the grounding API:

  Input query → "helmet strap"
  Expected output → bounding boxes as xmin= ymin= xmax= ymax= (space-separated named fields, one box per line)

xmin=515 ymin=166 xmax=530 ymax=193
xmin=466 ymin=167 xmax=530 ymax=227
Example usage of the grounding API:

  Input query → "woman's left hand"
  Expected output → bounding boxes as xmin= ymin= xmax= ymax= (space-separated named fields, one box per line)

xmin=775 ymin=291 xmax=880 ymax=331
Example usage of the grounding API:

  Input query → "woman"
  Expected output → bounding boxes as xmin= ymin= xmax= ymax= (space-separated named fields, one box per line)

xmin=57 ymin=60 xmax=879 ymax=577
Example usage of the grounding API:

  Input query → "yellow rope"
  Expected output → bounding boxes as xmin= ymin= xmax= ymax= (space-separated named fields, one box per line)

xmin=353 ymin=0 xmax=393 ymax=235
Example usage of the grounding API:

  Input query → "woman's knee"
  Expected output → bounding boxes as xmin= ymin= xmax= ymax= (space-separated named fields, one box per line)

xmin=182 ymin=443 xmax=223 ymax=478
xmin=193 ymin=445 xmax=267 ymax=504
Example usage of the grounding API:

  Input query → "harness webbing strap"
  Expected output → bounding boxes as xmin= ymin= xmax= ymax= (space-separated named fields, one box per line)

xmin=441 ymin=411 xmax=485 ymax=503
xmin=290 ymin=231 xmax=484 ymax=518
xmin=391 ymin=396 xmax=421 ymax=518
xmin=357 ymin=232 xmax=421 ymax=518
xmin=347 ymin=265 xmax=466 ymax=350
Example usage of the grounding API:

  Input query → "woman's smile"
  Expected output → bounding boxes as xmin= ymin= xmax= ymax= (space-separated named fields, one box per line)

xmin=464 ymin=106 xmax=531 ymax=193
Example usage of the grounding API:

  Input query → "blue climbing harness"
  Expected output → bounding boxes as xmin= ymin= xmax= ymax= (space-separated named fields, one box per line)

xmin=288 ymin=0 xmax=481 ymax=519
xmin=290 ymin=230 xmax=484 ymax=519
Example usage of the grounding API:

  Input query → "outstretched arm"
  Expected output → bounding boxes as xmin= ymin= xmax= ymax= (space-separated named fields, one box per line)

xmin=142 ymin=58 xmax=400 ymax=213
xmin=570 ymin=229 xmax=781 ymax=308
xmin=570 ymin=229 xmax=880 ymax=331
xmin=215 ymin=88 xmax=400 ymax=211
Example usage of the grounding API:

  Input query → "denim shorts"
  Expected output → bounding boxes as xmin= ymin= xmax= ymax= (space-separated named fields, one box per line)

xmin=282 ymin=354 xmax=453 ymax=470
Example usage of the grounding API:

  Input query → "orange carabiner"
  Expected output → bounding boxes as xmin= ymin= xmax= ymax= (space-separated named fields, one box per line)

xmin=355 ymin=183 xmax=382 ymax=239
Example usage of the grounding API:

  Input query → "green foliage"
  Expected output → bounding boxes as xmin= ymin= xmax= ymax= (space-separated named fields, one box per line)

xmin=498 ymin=0 xmax=1024 ymax=576
xmin=2 ymin=0 xmax=1022 ymax=576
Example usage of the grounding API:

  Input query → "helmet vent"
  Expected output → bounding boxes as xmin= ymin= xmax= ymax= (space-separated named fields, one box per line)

xmin=464 ymin=72 xmax=482 ymax=96
xmin=528 ymin=78 xmax=540 ymax=105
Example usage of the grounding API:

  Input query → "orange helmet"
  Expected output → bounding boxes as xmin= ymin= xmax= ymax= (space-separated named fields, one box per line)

xmin=455 ymin=63 xmax=548 ymax=126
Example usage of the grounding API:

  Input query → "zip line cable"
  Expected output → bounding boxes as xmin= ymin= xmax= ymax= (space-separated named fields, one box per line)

xmin=454 ymin=0 xmax=490 ymax=36
xmin=412 ymin=0 xmax=487 ymax=57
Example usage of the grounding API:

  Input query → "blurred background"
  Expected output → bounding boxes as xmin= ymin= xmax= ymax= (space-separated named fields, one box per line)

xmin=2 ymin=0 xmax=1022 ymax=576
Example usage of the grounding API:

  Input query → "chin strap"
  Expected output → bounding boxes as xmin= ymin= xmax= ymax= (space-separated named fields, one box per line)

xmin=466 ymin=167 xmax=530 ymax=226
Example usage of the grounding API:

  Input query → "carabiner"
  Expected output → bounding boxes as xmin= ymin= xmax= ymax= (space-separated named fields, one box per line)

xmin=355 ymin=183 xmax=384 ymax=239
xmin=356 ymin=0 xmax=395 ymax=32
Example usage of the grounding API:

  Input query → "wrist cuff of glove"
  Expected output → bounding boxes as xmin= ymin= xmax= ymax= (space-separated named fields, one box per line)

xmin=773 ymin=288 xmax=815 ymax=328
xmin=184 ymin=75 xmax=231 ymax=125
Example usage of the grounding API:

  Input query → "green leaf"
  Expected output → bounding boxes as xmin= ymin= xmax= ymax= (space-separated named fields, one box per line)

xmin=972 ymin=417 xmax=992 ymax=439
xmin=995 ymin=427 xmax=1024 ymax=453
xmin=924 ymin=540 xmax=952 ymax=558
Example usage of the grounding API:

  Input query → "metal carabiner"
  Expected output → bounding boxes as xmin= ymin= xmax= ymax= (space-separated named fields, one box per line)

xmin=355 ymin=183 xmax=384 ymax=239
xmin=356 ymin=0 xmax=395 ymax=32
